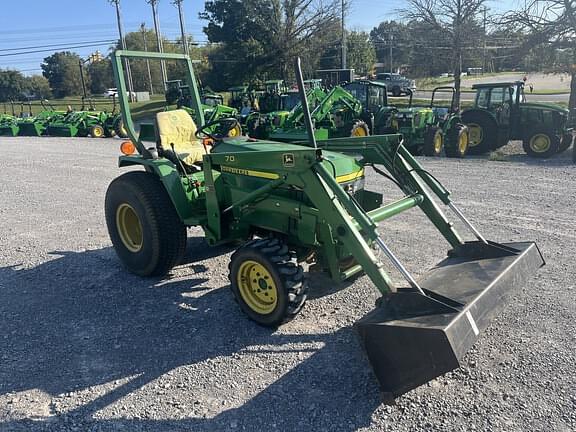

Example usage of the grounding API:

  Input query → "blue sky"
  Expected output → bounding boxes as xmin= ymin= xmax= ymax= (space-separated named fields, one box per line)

xmin=0 ymin=0 xmax=509 ymax=75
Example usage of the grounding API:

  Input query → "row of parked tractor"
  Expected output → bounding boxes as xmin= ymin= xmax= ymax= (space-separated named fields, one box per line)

xmin=170 ymin=77 xmax=573 ymax=159
xmin=0 ymin=99 xmax=128 ymax=139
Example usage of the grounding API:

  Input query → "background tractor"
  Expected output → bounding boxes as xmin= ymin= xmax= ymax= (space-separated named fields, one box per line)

xmin=106 ymin=50 xmax=543 ymax=399
xmin=267 ymin=85 xmax=369 ymax=142
xmin=246 ymin=86 xmax=327 ymax=139
xmin=461 ymin=81 xmax=573 ymax=157
xmin=426 ymin=86 xmax=469 ymax=158
xmin=46 ymin=109 xmax=116 ymax=138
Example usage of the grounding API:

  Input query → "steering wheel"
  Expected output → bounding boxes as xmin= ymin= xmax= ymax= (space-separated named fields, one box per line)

xmin=195 ymin=117 xmax=241 ymax=141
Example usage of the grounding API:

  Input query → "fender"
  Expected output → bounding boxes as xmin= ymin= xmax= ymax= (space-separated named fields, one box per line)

xmin=118 ymin=155 xmax=198 ymax=223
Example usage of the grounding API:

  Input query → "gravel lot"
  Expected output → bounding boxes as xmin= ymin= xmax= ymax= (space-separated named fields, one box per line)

xmin=0 ymin=136 xmax=574 ymax=432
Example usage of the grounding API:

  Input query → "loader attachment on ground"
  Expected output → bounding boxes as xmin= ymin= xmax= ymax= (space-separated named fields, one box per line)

xmin=356 ymin=241 xmax=544 ymax=398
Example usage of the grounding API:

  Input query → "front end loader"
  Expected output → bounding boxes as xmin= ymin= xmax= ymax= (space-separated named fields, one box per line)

xmin=105 ymin=51 xmax=544 ymax=398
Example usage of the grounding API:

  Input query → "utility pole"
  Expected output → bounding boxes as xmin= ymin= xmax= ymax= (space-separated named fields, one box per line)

xmin=482 ymin=6 xmax=487 ymax=75
xmin=78 ymin=59 xmax=88 ymax=101
xmin=172 ymin=0 xmax=189 ymax=55
xmin=109 ymin=0 xmax=135 ymax=102
xmin=341 ymin=0 xmax=347 ymax=69
xmin=147 ymin=0 xmax=168 ymax=90
xmin=389 ymin=34 xmax=394 ymax=73
xmin=140 ymin=23 xmax=154 ymax=95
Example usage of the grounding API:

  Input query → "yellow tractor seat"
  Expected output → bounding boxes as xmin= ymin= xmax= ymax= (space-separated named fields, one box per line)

xmin=156 ymin=110 xmax=206 ymax=166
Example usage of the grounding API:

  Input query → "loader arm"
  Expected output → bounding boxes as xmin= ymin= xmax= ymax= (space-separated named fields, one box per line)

xmin=307 ymin=86 xmax=363 ymax=125
xmin=283 ymin=88 xmax=327 ymax=128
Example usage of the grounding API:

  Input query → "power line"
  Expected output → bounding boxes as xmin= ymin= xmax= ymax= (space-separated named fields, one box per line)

xmin=0 ymin=41 xmax=116 ymax=57
xmin=0 ymin=40 xmax=117 ymax=53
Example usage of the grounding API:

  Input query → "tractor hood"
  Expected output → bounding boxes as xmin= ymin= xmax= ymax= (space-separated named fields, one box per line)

xmin=521 ymin=101 xmax=569 ymax=114
xmin=212 ymin=137 xmax=364 ymax=181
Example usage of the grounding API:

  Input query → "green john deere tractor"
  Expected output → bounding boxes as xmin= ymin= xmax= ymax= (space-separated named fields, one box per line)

xmin=461 ymin=81 xmax=573 ymax=157
xmin=246 ymin=85 xmax=326 ymax=139
xmin=425 ymin=86 xmax=469 ymax=158
xmin=106 ymin=50 xmax=544 ymax=398
xmin=267 ymin=85 xmax=374 ymax=142
xmin=178 ymin=89 xmax=242 ymax=138
xmin=46 ymin=109 xmax=115 ymax=138
xmin=386 ymin=88 xmax=469 ymax=158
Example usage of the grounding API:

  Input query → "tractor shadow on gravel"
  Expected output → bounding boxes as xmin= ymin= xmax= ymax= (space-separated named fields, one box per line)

xmin=0 ymin=246 xmax=381 ymax=431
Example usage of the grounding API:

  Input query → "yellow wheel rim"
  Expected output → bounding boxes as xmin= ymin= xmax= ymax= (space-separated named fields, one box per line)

xmin=434 ymin=132 xmax=443 ymax=153
xmin=227 ymin=124 xmax=242 ymax=137
xmin=116 ymin=203 xmax=143 ymax=253
xmin=529 ymin=134 xmax=551 ymax=153
xmin=351 ymin=126 xmax=367 ymax=137
xmin=467 ymin=123 xmax=483 ymax=147
xmin=93 ymin=127 xmax=104 ymax=137
xmin=459 ymin=131 xmax=469 ymax=154
xmin=237 ymin=260 xmax=277 ymax=315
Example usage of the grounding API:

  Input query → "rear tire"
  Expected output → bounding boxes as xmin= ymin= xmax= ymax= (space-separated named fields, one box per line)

xmin=445 ymin=124 xmax=469 ymax=158
xmin=114 ymin=117 xmax=129 ymax=138
xmin=522 ymin=129 xmax=560 ymax=158
xmin=423 ymin=126 xmax=444 ymax=156
xmin=392 ymin=86 xmax=401 ymax=97
xmin=105 ymin=171 xmax=187 ymax=277
xmin=229 ymin=238 xmax=308 ymax=327
xmin=461 ymin=110 xmax=498 ymax=155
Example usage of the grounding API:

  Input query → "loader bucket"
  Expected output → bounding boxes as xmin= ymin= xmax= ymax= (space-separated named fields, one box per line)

xmin=18 ymin=123 xmax=44 ymax=136
xmin=356 ymin=241 xmax=544 ymax=398
xmin=46 ymin=125 xmax=78 ymax=137
xmin=0 ymin=125 xmax=19 ymax=136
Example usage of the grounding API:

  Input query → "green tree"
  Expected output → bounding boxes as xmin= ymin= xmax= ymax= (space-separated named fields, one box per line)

xmin=502 ymin=0 xmax=576 ymax=110
xmin=370 ymin=21 xmax=413 ymax=73
xmin=201 ymin=0 xmax=344 ymax=88
xmin=25 ymin=75 xmax=52 ymax=99
xmin=346 ymin=31 xmax=377 ymax=76
xmin=88 ymin=58 xmax=114 ymax=95
xmin=0 ymin=69 xmax=27 ymax=102
xmin=41 ymin=52 xmax=88 ymax=98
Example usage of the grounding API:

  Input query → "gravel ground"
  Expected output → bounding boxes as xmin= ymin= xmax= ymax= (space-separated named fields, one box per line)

xmin=0 ymin=136 xmax=574 ymax=432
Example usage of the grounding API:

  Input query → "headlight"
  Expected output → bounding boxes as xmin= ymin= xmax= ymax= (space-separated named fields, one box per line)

xmin=340 ymin=175 xmax=365 ymax=195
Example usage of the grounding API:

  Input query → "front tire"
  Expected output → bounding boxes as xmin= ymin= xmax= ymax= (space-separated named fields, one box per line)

xmin=522 ymin=129 xmax=560 ymax=158
xmin=229 ymin=238 xmax=308 ymax=327
xmin=445 ymin=124 xmax=469 ymax=158
xmin=423 ymin=126 xmax=444 ymax=156
xmin=105 ymin=171 xmax=187 ymax=276
xmin=90 ymin=124 xmax=105 ymax=138
xmin=558 ymin=133 xmax=573 ymax=153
